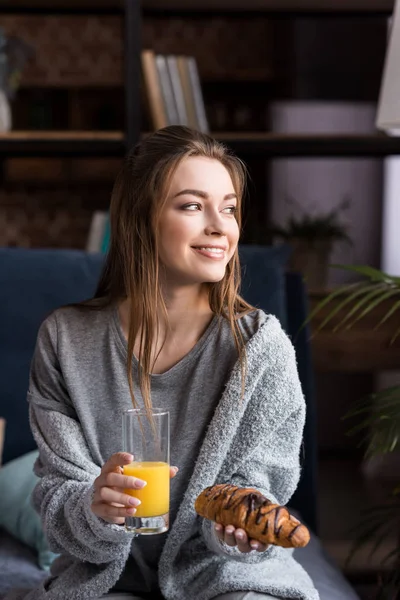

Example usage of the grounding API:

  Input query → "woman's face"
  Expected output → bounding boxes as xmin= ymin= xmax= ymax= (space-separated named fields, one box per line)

xmin=157 ymin=156 xmax=240 ymax=288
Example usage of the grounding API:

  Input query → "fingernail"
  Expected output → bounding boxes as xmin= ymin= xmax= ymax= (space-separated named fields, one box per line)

xmin=136 ymin=480 xmax=147 ymax=488
xmin=236 ymin=532 xmax=244 ymax=540
xmin=226 ymin=527 xmax=234 ymax=534
xmin=250 ymin=543 xmax=258 ymax=550
xmin=124 ymin=453 xmax=133 ymax=461
xmin=127 ymin=507 xmax=136 ymax=514
xmin=173 ymin=467 xmax=179 ymax=473
xmin=215 ymin=524 xmax=221 ymax=532
xmin=129 ymin=498 xmax=140 ymax=506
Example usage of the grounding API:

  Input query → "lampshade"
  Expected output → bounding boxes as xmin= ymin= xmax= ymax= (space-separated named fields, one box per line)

xmin=376 ymin=0 xmax=400 ymax=131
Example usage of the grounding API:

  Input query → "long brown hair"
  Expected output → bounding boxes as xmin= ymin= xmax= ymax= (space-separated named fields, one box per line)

xmin=92 ymin=126 xmax=254 ymax=423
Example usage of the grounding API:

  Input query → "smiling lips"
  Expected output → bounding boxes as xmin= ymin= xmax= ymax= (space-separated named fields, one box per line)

xmin=192 ymin=246 xmax=227 ymax=260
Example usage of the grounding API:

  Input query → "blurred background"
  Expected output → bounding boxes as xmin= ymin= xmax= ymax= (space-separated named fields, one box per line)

xmin=1 ymin=1 xmax=400 ymax=599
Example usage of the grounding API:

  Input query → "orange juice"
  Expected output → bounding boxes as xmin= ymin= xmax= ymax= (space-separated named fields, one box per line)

xmin=123 ymin=461 xmax=170 ymax=518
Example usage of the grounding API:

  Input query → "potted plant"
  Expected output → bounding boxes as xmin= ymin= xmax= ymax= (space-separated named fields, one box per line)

xmin=305 ymin=264 xmax=400 ymax=598
xmin=270 ymin=196 xmax=352 ymax=290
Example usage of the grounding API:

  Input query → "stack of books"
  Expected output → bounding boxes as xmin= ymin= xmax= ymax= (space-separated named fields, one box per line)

xmin=141 ymin=51 xmax=209 ymax=132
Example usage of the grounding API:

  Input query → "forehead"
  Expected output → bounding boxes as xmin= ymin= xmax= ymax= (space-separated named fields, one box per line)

xmin=169 ymin=156 xmax=235 ymax=194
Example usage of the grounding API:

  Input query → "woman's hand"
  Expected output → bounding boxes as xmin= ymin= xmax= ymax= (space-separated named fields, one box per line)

xmin=214 ymin=523 xmax=269 ymax=554
xmin=91 ymin=452 xmax=178 ymax=525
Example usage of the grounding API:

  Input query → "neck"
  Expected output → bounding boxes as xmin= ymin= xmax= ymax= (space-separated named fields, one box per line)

xmin=162 ymin=283 xmax=212 ymax=332
xmin=118 ymin=283 xmax=213 ymax=341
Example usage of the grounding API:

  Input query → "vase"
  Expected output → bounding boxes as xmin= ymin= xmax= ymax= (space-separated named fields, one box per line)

xmin=288 ymin=238 xmax=332 ymax=290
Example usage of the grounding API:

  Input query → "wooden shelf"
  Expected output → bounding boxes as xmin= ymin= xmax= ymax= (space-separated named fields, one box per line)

xmin=0 ymin=131 xmax=125 ymax=157
xmin=215 ymin=132 xmax=400 ymax=157
xmin=143 ymin=0 xmax=393 ymax=14
xmin=2 ymin=131 xmax=400 ymax=158
xmin=0 ymin=0 xmax=124 ymax=14
xmin=1 ymin=0 xmax=393 ymax=14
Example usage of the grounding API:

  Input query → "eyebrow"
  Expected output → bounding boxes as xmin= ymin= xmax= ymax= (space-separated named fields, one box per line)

xmin=173 ymin=189 xmax=238 ymax=201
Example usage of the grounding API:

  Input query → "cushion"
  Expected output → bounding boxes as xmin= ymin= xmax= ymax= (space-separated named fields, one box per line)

xmin=0 ymin=528 xmax=47 ymax=597
xmin=0 ymin=248 xmax=104 ymax=464
xmin=238 ymin=244 xmax=292 ymax=329
xmin=0 ymin=450 xmax=58 ymax=572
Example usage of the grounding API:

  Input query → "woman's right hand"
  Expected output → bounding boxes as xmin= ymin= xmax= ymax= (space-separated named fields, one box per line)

xmin=91 ymin=452 xmax=178 ymax=525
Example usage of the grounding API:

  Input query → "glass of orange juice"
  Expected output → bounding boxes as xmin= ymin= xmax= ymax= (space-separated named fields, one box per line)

xmin=122 ymin=408 xmax=170 ymax=535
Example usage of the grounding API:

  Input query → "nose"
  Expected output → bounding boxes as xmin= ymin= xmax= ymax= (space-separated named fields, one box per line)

xmin=204 ymin=210 xmax=226 ymax=237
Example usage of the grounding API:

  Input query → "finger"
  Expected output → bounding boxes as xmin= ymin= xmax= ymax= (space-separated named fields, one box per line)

xmin=249 ymin=538 xmax=268 ymax=552
xmin=96 ymin=471 xmax=147 ymax=492
xmin=223 ymin=525 xmax=237 ymax=547
xmin=91 ymin=502 xmax=137 ymax=523
xmin=214 ymin=523 xmax=224 ymax=542
xmin=102 ymin=452 xmax=134 ymax=474
xmin=97 ymin=486 xmax=142 ymax=508
xmin=170 ymin=466 xmax=179 ymax=478
xmin=234 ymin=528 xmax=252 ymax=553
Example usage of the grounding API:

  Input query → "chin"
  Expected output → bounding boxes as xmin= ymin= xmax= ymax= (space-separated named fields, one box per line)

xmin=199 ymin=268 xmax=227 ymax=283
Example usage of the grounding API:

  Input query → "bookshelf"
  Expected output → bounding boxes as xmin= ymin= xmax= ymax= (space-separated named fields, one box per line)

xmin=0 ymin=0 xmax=141 ymax=152
xmin=0 ymin=3 xmax=397 ymax=160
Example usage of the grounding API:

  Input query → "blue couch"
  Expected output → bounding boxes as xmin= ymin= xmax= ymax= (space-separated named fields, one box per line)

xmin=0 ymin=247 xmax=359 ymax=600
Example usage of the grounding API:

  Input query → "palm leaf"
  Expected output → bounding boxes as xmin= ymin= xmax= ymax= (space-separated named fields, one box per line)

xmin=330 ymin=264 xmax=400 ymax=285
xmin=376 ymin=297 xmax=400 ymax=329
xmin=390 ymin=324 xmax=400 ymax=345
xmin=345 ymin=288 xmax=400 ymax=331
xmin=300 ymin=263 xmax=400 ymax=335
xmin=377 ymin=567 xmax=400 ymax=600
xmin=380 ymin=545 xmax=400 ymax=567
xmin=346 ymin=500 xmax=400 ymax=568
xmin=332 ymin=284 xmax=388 ymax=332
xmin=344 ymin=386 xmax=400 ymax=458
xmin=316 ymin=283 xmax=379 ymax=332
xmin=299 ymin=281 xmax=363 ymax=334
xmin=344 ymin=387 xmax=400 ymax=420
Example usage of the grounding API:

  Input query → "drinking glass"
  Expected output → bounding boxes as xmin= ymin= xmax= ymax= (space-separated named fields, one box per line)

xmin=122 ymin=408 xmax=170 ymax=535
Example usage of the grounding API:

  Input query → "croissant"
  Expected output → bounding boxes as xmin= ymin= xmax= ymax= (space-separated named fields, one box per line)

xmin=195 ymin=483 xmax=310 ymax=548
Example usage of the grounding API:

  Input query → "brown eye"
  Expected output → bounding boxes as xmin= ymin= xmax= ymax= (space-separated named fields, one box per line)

xmin=182 ymin=203 xmax=201 ymax=211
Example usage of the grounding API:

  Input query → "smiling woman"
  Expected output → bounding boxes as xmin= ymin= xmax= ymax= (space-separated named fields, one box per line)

xmin=10 ymin=126 xmax=318 ymax=600
xmin=157 ymin=156 xmax=240 ymax=288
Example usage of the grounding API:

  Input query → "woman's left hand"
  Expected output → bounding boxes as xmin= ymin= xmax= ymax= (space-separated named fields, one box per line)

xmin=214 ymin=523 xmax=269 ymax=553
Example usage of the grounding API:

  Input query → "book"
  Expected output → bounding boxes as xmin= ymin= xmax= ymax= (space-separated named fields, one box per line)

xmin=86 ymin=211 xmax=109 ymax=253
xmin=141 ymin=50 xmax=168 ymax=130
xmin=155 ymin=54 xmax=180 ymax=126
xmin=141 ymin=50 xmax=208 ymax=133
xmin=166 ymin=55 xmax=188 ymax=127
xmin=176 ymin=55 xmax=200 ymax=130
xmin=186 ymin=56 xmax=209 ymax=133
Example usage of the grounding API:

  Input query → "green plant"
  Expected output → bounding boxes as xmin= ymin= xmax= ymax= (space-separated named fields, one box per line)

xmin=270 ymin=196 xmax=352 ymax=244
xmin=305 ymin=264 xmax=400 ymax=598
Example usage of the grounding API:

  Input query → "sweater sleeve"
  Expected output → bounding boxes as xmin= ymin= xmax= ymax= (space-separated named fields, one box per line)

xmin=27 ymin=314 xmax=133 ymax=564
xmin=201 ymin=324 xmax=306 ymax=563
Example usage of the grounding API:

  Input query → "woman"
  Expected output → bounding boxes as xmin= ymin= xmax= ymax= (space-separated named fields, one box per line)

xmin=6 ymin=126 xmax=319 ymax=600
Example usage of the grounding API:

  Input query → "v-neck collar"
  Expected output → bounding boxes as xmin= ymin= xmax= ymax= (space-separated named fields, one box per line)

xmin=110 ymin=304 xmax=219 ymax=378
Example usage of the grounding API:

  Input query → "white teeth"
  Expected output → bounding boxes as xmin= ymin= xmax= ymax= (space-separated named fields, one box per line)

xmin=196 ymin=247 xmax=224 ymax=253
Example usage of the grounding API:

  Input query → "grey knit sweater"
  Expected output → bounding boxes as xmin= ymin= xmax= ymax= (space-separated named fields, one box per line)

xmin=5 ymin=310 xmax=319 ymax=600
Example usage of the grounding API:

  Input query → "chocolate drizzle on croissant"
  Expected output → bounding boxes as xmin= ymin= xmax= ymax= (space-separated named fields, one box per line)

xmin=195 ymin=483 xmax=310 ymax=548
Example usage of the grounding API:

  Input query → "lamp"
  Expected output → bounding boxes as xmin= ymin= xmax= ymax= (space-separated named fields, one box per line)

xmin=376 ymin=0 xmax=400 ymax=132
xmin=375 ymin=0 xmax=400 ymax=277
